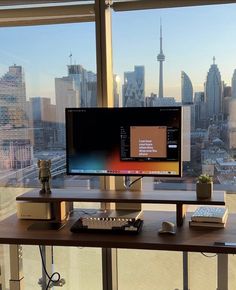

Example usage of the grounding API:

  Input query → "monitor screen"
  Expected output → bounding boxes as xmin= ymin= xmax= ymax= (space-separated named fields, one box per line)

xmin=66 ymin=107 xmax=182 ymax=177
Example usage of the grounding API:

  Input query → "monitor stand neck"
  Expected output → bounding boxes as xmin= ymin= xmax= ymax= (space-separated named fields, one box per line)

xmin=115 ymin=176 xmax=142 ymax=192
xmin=124 ymin=176 xmax=131 ymax=190
xmin=100 ymin=176 xmax=142 ymax=212
xmin=115 ymin=176 xmax=142 ymax=212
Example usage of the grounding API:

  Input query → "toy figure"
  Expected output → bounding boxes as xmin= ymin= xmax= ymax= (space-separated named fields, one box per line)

xmin=38 ymin=159 xmax=51 ymax=194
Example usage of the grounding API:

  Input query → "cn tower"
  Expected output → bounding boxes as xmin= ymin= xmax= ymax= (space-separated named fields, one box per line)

xmin=157 ymin=22 xmax=165 ymax=98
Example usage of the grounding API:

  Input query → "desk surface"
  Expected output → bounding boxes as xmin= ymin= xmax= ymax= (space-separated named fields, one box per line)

xmin=0 ymin=210 xmax=236 ymax=254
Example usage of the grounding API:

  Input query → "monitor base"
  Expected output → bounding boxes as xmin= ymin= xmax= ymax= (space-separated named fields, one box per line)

xmin=27 ymin=220 xmax=66 ymax=231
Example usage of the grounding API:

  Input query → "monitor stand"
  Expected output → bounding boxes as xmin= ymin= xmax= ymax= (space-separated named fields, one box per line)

xmin=114 ymin=175 xmax=142 ymax=215
xmin=27 ymin=220 xmax=66 ymax=231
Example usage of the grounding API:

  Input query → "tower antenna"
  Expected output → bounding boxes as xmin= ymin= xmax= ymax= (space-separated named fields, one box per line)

xmin=157 ymin=19 xmax=165 ymax=98
xmin=213 ymin=56 xmax=216 ymax=65
xmin=69 ymin=52 xmax=72 ymax=66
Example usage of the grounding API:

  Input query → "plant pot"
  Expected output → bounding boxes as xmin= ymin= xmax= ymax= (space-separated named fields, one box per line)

xmin=196 ymin=182 xmax=213 ymax=199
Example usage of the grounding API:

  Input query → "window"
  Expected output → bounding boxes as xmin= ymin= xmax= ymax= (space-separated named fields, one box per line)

xmin=112 ymin=3 xmax=236 ymax=192
xmin=0 ymin=1 xmax=236 ymax=290
xmin=0 ymin=22 xmax=98 ymax=189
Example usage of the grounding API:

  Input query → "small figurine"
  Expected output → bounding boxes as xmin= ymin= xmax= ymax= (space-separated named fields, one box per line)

xmin=38 ymin=159 xmax=51 ymax=194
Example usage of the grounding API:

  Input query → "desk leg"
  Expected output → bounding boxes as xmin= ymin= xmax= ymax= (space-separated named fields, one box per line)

xmin=0 ymin=245 xmax=6 ymax=290
xmin=183 ymin=252 xmax=190 ymax=290
xmin=102 ymin=248 xmax=118 ymax=290
xmin=9 ymin=245 xmax=24 ymax=290
xmin=217 ymin=254 xmax=228 ymax=290
xmin=176 ymin=204 xmax=187 ymax=227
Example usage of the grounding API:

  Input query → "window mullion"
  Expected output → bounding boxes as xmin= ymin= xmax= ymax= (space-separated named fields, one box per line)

xmin=95 ymin=0 xmax=113 ymax=108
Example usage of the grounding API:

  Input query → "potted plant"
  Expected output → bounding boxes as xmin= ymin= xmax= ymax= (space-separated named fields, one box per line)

xmin=196 ymin=174 xmax=213 ymax=199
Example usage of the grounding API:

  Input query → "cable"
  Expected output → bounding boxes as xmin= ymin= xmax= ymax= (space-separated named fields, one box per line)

xmin=201 ymin=252 xmax=217 ymax=258
xmin=39 ymin=245 xmax=61 ymax=290
xmin=46 ymin=272 xmax=60 ymax=290
xmin=128 ymin=176 xmax=143 ymax=187
xmin=124 ymin=176 xmax=144 ymax=189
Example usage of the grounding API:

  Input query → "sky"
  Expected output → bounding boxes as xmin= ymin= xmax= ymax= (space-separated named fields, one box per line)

xmin=0 ymin=3 xmax=236 ymax=103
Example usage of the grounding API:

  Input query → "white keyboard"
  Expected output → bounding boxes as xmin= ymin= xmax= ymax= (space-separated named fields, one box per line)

xmin=81 ymin=217 xmax=130 ymax=230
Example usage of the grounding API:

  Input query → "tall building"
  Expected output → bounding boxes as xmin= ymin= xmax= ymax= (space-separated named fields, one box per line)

xmin=222 ymin=85 xmax=232 ymax=119
xmin=55 ymin=76 xmax=78 ymax=147
xmin=122 ymin=65 xmax=145 ymax=107
xmin=29 ymin=97 xmax=57 ymax=150
xmin=55 ymin=63 xmax=97 ymax=147
xmin=228 ymin=99 xmax=236 ymax=157
xmin=0 ymin=65 xmax=33 ymax=169
xmin=55 ymin=77 xmax=79 ymax=124
xmin=157 ymin=22 xmax=165 ymax=98
xmin=194 ymin=92 xmax=207 ymax=129
xmin=231 ymin=69 xmax=236 ymax=99
xmin=181 ymin=71 xmax=193 ymax=104
xmin=68 ymin=64 xmax=97 ymax=107
xmin=113 ymin=75 xmax=120 ymax=107
xmin=181 ymin=71 xmax=194 ymax=130
xmin=204 ymin=57 xmax=222 ymax=123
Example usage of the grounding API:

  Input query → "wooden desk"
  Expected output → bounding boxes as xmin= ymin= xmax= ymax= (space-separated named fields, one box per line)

xmin=8 ymin=190 xmax=229 ymax=289
xmin=1 ymin=210 xmax=236 ymax=290
xmin=1 ymin=210 xmax=236 ymax=253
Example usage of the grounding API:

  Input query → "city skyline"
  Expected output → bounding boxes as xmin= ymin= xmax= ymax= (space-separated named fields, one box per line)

xmin=0 ymin=3 xmax=235 ymax=102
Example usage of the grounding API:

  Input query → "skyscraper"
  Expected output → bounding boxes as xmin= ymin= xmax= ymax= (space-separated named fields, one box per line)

xmin=122 ymin=65 xmax=145 ymax=107
xmin=181 ymin=71 xmax=193 ymax=104
xmin=29 ymin=97 xmax=57 ymax=150
xmin=157 ymin=22 xmax=165 ymax=98
xmin=68 ymin=64 xmax=97 ymax=107
xmin=0 ymin=65 xmax=33 ymax=169
xmin=55 ymin=76 xmax=78 ymax=147
xmin=55 ymin=63 xmax=97 ymax=147
xmin=194 ymin=92 xmax=207 ymax=129
xmin=205 ymin=57 xmax=222 ymax=123
xmin=55 ymin=76 xmax=79 ymax=124
xmin=231 ymin=69 xmax=236 ymax=99
xmin=181 ymin=71 xmax=194 ymax=130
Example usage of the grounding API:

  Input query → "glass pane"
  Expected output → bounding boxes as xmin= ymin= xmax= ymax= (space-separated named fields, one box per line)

xmin=112 ymin=3 xmax=236 ymax=192
xmin=118 ymin=249 xmax=182 ymax=290
xmin=54 ymin=247 xmax=102 ymax=290
xmin=20 ymin=246 xmax=102 ymax=290
xmin=189 ymin=252 xmax=217 ymax=290
xmin=0 ymin=23 xmax=98 ymax=190
xmin=112 ymin=4 xmax=236 ymax=290
xmin=0 ymin=22 xmax=101 ymax=290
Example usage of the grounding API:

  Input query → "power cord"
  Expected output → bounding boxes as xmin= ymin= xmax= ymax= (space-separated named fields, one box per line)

xmin=201 ymin=252 xmax=217 ymax=258
xmin=124 ymin=176 xmax=143 ymax=189
xmin=39 ymin=245 xmax=62 ymax=289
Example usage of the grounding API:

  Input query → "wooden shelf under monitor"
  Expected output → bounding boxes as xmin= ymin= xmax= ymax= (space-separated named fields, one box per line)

xmin=16 ymin=189 xmax=225 ymax=227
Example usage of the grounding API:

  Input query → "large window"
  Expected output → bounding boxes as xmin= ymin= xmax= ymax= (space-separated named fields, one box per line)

xmin=112 ymin=3 xmax=236 ymax=192
xmin=0 ymin=1 xmax=236 ymax=290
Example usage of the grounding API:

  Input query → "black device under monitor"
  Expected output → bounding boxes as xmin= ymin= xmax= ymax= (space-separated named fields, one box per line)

xmin=66 ymin=106 xmax=182 ymax=177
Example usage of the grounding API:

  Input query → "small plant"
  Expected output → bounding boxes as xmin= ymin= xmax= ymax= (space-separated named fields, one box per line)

xmin=197 ymin=174 xmax=212 ymax=184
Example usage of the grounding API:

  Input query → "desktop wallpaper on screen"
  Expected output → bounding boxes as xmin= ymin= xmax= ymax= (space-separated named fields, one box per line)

xmin=66 ymin=107 xmax=182 ymax=177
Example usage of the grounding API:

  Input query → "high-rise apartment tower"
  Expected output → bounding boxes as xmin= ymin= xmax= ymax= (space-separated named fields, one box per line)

xmin=231 ymin=69 xmax=236 ymax=99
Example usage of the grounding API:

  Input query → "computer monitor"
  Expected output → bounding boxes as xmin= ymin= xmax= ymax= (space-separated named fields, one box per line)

xmin=66 ymin=107 xmax=182 ymax=177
